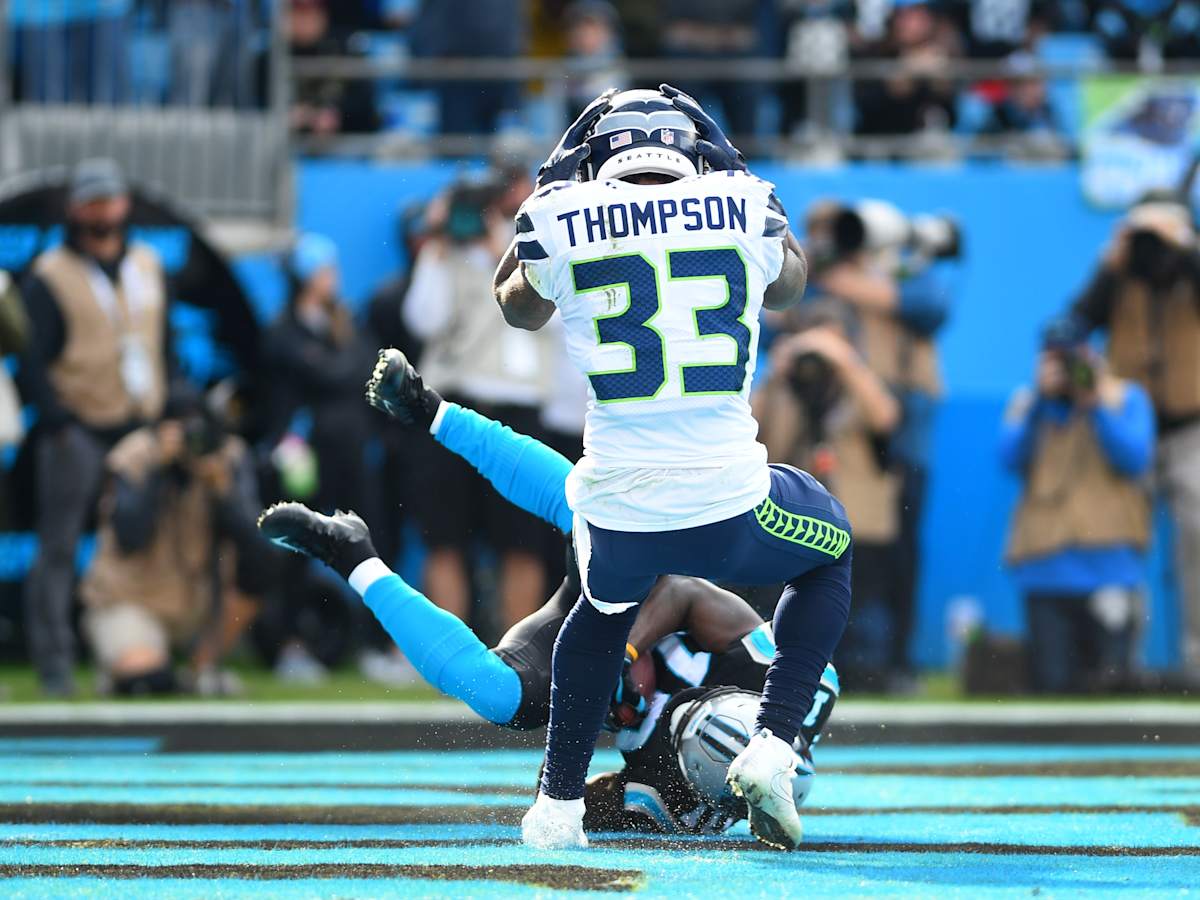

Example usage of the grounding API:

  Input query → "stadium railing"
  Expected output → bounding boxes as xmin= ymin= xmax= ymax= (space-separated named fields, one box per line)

xmin=287 ymin=53 xmax=1200 ymax=163
xmin=0 ymin=2 xmax=293 ymax=251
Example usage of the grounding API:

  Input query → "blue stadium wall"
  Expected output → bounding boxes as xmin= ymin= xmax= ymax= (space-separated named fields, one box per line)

xmin=265 ymin=159 xmax=1181 ymax=670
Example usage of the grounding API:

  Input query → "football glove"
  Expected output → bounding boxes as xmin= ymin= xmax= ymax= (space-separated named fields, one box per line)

xmin=604 ymin=650 xmax=649 ymax=732
xmin=659 ymin=82 xmax=747 ymax=173
xmin=535 ymin=89 xmax=617 ymax=188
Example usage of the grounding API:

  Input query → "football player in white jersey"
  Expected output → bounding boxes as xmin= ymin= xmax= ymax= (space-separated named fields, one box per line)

xmin=493 ymin=87 xmax=853 ymax=851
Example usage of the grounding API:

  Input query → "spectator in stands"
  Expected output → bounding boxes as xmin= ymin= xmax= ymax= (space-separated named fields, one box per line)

xmin=168 ymin=0 xmax=262 ymax=108
xmin=660 ymin=0 xmax=765 ymax=137
xmin=1070 ymin=194 xmax=1200 ymax=686
xmin=854 ymin=0 xmax=961 ymax=140
xmin=563 ymin=1 xmax=628 ymax=123
xmin=21 ymin=159 xmax=171 ymax=697
xmin=980 ymin=55 xmax=1059 ymax=136
xmin=411 ymin=0 xmax=526 ymax=134
xmin=260 ymin=233 xmax=415 ymax=686
xmin=262 ymin=233 xmax=374 ymax=534
xmin=365 ymin=202 xmax=431 ymax=575
xmin=802 ymin=198 xmax=954 ymax=689
xmin=0 ymin=273 xmax=28 ymax=530
xmin=778 ymin=0 xmax=855 ymax=139
xmin=1001 ymin=316 xmax=1155 ymax=693
xmin=286 ymin=0 xmax=380 ymax=135
xmin=80 ymin=389 xmax=271 ymax=696
xmin=962 ymin=0 xmax=1046 ymax=58
xmin=978 ymin=53 xmax=1066 ymax=160
xmin=402 ymin=173 xmax=550 ymax=632
xmin=1094 ymin=1 xmax=1200 ymax=61
xmin=9 ymin=0 xmax=132 ymax=104
xmin=755 ymin=301 xmax=901 ymax=689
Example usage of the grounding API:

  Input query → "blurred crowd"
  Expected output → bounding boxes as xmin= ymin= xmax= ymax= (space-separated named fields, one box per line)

xmin=2 ymin=0 xmax=1200 ymax=699
xmin=9 ymin=1 xmax=1200 ymax=151
xmin=0 ymin=155 xmax=575 ymax=698
xmin=1 ymin=151 xmax=1198 ymax=699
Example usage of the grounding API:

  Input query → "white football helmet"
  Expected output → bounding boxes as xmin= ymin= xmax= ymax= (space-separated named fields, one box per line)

xmin=672 ymin=687 xmax=815 ymax=817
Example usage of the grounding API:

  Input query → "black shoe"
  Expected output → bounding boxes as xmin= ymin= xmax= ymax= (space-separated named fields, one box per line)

xmin=257 ymin=502 xmax=377 ymax=580
xmin=365 ymin=348 xmax=442 ymax=428
xmin=41 ymin=672 xmax=77 ymax=699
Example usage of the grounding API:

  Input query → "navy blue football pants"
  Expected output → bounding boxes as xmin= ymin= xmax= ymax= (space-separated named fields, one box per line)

xmin=541 ymin=464 xmax=853 ymax=800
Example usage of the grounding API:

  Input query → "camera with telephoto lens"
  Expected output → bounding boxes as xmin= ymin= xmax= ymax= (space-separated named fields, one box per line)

xmin=1127 ymin=228 xmax=1177 ymax=283
xmin=787 ymin=349 xmax=841 ymax=426
xmin=788 ymin=350 xmax=832 ymax=396
xmin=1061 ymin=348 xmax=1096 ymax=393
xmin=1121 ymin=195 xmax=1195 ymax=285
xmin=831 ymin=202 xmax=962 ymax=261
xmin=183 ymin=412 xmax=224 ymax=459
xmin=1041 ymin=315 xmax=1096 ymax=397
xmin=443 ymin=175 xmax=506 ymax=244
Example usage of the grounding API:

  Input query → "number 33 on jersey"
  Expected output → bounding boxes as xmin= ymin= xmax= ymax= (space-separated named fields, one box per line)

xmin=516 ymin=170 xmax=791 ymax=532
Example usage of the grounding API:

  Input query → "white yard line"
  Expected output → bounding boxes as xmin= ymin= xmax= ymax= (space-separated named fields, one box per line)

xmin=0 ymin=700 xmax=1194 ymax=726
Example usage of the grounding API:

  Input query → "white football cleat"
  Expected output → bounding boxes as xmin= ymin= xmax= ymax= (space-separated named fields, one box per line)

xmin=726 ymin=729 xmax=804 ymax=850
xmin=521 ymin=794 xmax=588 ymax=850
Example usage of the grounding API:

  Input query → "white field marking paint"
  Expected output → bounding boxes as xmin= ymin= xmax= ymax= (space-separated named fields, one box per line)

xmin=0 ymin=700 xmax=1195 ymax=726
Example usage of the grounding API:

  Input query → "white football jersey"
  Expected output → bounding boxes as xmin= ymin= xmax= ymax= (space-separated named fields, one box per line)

xmin=517 ymin=171 xmax=789 ymax=531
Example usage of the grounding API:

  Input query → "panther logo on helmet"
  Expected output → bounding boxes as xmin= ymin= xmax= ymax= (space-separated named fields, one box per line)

xmin=582 ymin=89 xmax=702 ymax=183
xmin=672 ymin=687 xmax=815 ymax=817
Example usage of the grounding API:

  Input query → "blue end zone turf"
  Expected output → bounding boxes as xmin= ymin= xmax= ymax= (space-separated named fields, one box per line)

xmin=2 ymin=738 xmax=1199 ymax=896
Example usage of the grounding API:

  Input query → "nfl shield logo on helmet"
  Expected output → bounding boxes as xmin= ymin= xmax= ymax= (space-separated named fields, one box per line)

xmin=661 ymin=129 xmax=675 ymax=145
xmin=609 ymin=131 xmax=633 ymax=149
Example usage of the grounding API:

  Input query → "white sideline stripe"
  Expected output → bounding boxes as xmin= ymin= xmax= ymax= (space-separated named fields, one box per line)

xmin=0 ymin=702 xmax=477 ymax=725
xmin=830 ymin=701 xmax=1200 ymax=726
xmin=0 ymin=700 xmax=1194 ymax=726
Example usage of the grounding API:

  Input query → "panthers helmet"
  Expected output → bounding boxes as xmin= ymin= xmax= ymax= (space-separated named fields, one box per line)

xmin=672 ymin=687 xmax=815 ymax=817
xmin=582 ymin=89 xmax=702 ymax=183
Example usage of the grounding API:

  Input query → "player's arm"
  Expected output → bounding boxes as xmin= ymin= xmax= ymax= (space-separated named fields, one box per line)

xmin=763 ymin=230 xmax=808 ymax=312
xmin=628 ymin=577 xmax=764 ymax=657
xmin=493 ymin=239 xmax=556 ymax=331
xmin=661 ymin=83 xmax=806 ymax=312
xmin=493 ymin=91 xmax=616 ymax=332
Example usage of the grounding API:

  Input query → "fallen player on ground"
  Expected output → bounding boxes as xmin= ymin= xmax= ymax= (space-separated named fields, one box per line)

xmin=258 ymin=348 xmax=838 ymax=835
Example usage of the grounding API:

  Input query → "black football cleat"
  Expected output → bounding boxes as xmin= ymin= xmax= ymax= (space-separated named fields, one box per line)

xmin=365 ymin=348 xmax=442 ymax=428
xmin=257 ymin=502 xmax=376 ymax=579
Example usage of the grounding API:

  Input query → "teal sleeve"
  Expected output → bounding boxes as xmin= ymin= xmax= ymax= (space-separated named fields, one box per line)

xmin=434 ymin=402 xmax=575 ymax=533
xmin=362 ymin=574 xmax=522 ymax=725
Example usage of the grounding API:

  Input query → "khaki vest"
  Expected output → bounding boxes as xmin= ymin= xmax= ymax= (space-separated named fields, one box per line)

xmin=1005 ymin=389 xmax=1150 ymax=564
xmin=34 ymin=244 xmax=166 ymax=429
xmin=858 ymin=306 xmax=943 ymax=398
xmin=756 ymin=379 xmax=899 ymax=543
xmin=81 ymin=429 xmax=245 ymax=642
xmin=1107 ymin=278 xmax=1200 ymax=419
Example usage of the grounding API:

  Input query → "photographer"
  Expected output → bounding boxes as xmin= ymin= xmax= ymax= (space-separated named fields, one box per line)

xmin=21 ymin=159 xmax=171 ymax=696
xmin=803 ymin=198 xmax=957 ymax=687
xmin=1001 ymin=317 xmax=1155 ymax=694
xmin=263 ymin=233 xmax=374 ymax=517
xmin=1070 ymin=194 xmax=1200 ymax=682
xmin=755 ymin=302 xmax=901 ymax=688
xmin=402 ymin=174 xmax=551 ymax=632
xmin=80 ymin=391 xmax=273 ymax=696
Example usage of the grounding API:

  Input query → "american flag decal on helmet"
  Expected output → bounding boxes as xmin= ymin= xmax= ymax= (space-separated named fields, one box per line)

xmin=609 ymin=131 xmax=633 ymax=149
xmin=661 ymin=129 xmax=675 ymax=145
